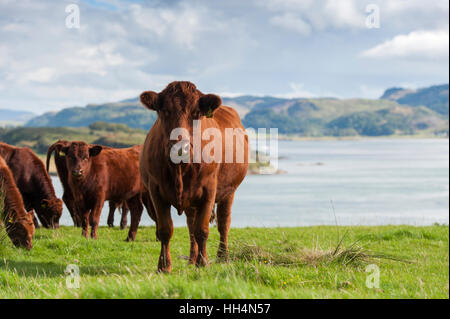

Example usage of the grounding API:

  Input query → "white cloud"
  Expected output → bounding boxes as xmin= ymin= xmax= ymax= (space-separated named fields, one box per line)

xmin=261 ymin=0 xmax=366 ymax=33
xmin=323 ymin=0 xmax=365 ymax=29
xmin=270 ymin=13 xmax=311 ymax=36
xmin=361 ymin=29 xmax=449 ymax=60
xmin=22 ymin=67 xmax=56 ymax=83
xmin=358 ymin=85 xmax=385 ymax=99
xmin=1 ymin=23 xmax=28 ymax=32
xmin=130 ymin=3 xmax=209 ymax=49
xmin=276 ymin=83 xmax=318 ymax=99
xmin=0 ymin=0 xmax=447 ymax=113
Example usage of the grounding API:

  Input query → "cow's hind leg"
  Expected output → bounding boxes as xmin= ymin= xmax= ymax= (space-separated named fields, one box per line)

xmin=216 ymin=193 xmax=235 ymax=262
xmin=63 ymin=191 xmax=81 ymax=227
xmin=142 ymin=192 xmax=158 ymax=240
xmin=107 ymin=201 xmax=116 ymax=228
xmin=126 ymin=195 xmax=143 ymax=242
xmin=185 ymin=208 xmax=198 ymax=264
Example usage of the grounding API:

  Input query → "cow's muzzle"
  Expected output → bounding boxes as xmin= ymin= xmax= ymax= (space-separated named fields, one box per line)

xmin=71 ymin=169 xmax=83 ymax=178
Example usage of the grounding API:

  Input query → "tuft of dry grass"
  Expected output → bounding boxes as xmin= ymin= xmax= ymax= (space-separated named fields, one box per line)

xmin=230 ymin=230 xmax=410 ymax=267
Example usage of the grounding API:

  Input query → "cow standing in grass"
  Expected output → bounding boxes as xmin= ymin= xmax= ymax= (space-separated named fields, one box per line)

xmin=0 ymin=156 xmax=35 ymax=249
xmin=47 ymin=141 xmax=129 ymax=229
xmin=0 ymin=142 xmax=63 ymax=229
xmin=139 ymin=81 xmax=249 ymax=273
xmin=58 ymin=142 xmax=157 ymax=240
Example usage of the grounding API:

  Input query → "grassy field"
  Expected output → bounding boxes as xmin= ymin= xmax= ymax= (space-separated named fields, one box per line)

xmin=0 ymin=225 xmax=448 ymax=299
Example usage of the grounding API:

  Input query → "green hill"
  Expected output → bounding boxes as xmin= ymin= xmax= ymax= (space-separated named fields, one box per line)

xmin=380 ymin=84 xmax=449 ymax=115
xmin=26 ymin=99 xmax=157 ymax=130
xmin=0 ymin=122 xmax=147 ymax=154
xmin=242 ymin=98 xmax=448 ymax=136
xmin=23 ymin=84 xmax=449 ymax=137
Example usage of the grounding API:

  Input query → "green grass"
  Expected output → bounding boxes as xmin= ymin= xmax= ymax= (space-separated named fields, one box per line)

xmin=0 ymin=225 xmax=448 ymax=299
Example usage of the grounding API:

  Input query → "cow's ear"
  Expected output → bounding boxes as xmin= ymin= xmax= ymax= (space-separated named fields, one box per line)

xmin=199 ymin=94 xmax=222 ymax=118
xmin=60 ymin=146 xmax=69 ymax=156
xmin=89 ymin=145 xmax=103 ymax=157
xmin=140 ymin=91 xmax=159 ymax=111
xmin=41 ymin=199 xmax=49 ymax=208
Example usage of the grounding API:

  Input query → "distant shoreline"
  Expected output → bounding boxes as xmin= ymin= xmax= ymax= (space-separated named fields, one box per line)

xmin=274 ymin=134 xmax=449 ymax=142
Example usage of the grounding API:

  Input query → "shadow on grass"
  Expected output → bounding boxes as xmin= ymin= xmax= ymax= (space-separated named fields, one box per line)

xmin=0 ymin=259 xmax=147 ymax=278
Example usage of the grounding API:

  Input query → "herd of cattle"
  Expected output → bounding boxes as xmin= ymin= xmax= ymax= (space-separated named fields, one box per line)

xmin=0 ymin=81 xmax=249 ymax=273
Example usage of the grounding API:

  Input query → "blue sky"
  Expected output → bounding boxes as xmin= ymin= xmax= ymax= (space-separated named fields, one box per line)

xmin=0 ymin=0 xmax=448 ymax=113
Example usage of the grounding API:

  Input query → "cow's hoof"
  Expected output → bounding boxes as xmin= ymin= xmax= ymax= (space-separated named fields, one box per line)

xmin=196 ymin=256 xmax=209 ymax=267
xmin=107 ymin=224 xmax=114 ymax=228
xmin=125 ymin=237 xmax=135 ymax=242
xmin=157 ymin=266 xmax=171 ymax=274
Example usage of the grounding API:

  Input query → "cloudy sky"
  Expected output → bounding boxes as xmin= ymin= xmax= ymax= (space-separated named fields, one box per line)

xmin=0 ymin=0 xmax=448 ymax=113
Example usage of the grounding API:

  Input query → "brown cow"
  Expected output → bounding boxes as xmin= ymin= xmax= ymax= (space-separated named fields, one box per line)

xmin=0 ymin=142 xmax=63 ymax=229
xmin=58 ymin=142 xmax=157 ymax=240
xmin=47 ymin=141 xmax=130 ymax=229
xmin=139 ymin=81 xmax=249 ymax=273
xmin=0 ymin=156 xmax=35 ymax=249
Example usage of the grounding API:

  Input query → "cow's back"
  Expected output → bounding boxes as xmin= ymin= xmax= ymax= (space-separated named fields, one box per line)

xmin=92 ymin=145 xmax=143 ymax=201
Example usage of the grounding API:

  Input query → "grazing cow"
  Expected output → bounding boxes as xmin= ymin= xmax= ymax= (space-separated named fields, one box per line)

xmin=58 ymin=142 xmax=157 ymax=240
xmin=139 ymin=81 xmax=249 ymax=273
xmin=0 ymin=142 xmax=63 ymax=229
xmin=0 ymin=156 xmax=35 ymax=249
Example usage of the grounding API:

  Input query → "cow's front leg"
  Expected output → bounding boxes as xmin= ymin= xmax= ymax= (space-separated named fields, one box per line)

xmin=90 ymin=197 xmax=105 ymax=239
xmin=150 ymin=185 xmax=173 ymax=273
xmin=216 ymin=193 xmax=235 ymax=261
xmin=81 ymin=210 xmax=90 ymax=238
xmin=194 ymin=187 xmax=217 ymax=267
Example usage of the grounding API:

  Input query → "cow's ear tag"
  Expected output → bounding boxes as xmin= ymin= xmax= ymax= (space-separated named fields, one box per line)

xmin=206 ymin=108 xmax=214 ymax=118
xmin=59 ymin=151 xmax=66 ymax=157
xmin=41 ymin=203 xmax=47 ymax=208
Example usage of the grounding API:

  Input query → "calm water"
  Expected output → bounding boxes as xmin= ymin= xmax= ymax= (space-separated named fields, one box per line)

xmin=53 ymin=139 xmax=449 ymax=227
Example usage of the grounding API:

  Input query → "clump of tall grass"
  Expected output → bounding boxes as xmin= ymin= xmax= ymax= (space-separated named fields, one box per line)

xmin=0 ymin=183 xmax=9 ymax=248
xmin=230 ymin=230 xmax=409 ymax=267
